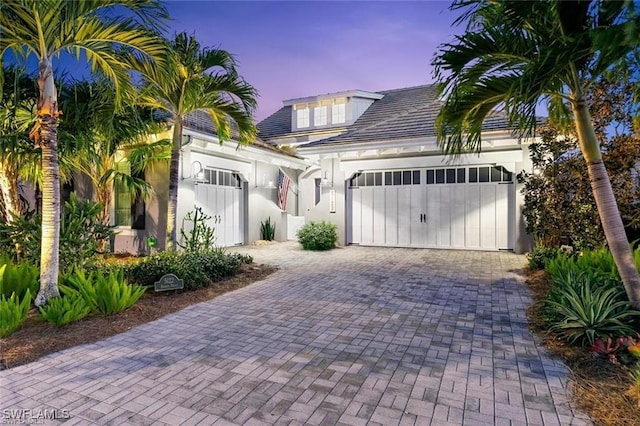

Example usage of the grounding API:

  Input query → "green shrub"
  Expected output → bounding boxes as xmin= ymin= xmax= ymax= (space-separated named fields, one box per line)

xmin=546 ymin=278 xmax=638 ymax=345
xmin=0 ymin=289 xmax=31 ymax=337
xmin=260 ymin=217 xmax=276 ymax=241
xmin=527 ymin=245 xmax=562 ymax=270
xmin=178 ymin=207 xmax=216 ymax=252
xmin=126 ymin=249 xmax=249 ymax=290
xmin=297 ymin=221 xmax=338 ymax=251
xmin=0 ymin=193 xmax=114 ymax=270
xmin=0 ymin=256 xmax=39 ymax=300
xmin=38 ymin=293 xmax=91 ymax=327
xmin=61 ymin=269 xmax=145 ymax=315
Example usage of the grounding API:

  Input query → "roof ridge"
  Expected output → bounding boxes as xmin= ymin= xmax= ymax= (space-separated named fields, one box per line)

xmin=378 ymin=83 xmax=436 ymax=94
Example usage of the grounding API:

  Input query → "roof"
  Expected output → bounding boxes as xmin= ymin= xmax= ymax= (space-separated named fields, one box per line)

xmin=182 ymin=109 xmax=299 ymax=157
xmin=257 ymin=84 xmax=514 ymax=148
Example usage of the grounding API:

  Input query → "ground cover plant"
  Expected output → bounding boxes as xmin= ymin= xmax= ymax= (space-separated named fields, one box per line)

xmin=526 ymin=246 xmax=640 ymax=424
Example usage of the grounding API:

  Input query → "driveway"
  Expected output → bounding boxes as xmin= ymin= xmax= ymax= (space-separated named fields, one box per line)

xmin=1 ymin=243 xmax=591 ymax=425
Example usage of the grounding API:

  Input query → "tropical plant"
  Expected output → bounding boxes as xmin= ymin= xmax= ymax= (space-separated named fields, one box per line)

xmin=38 ymin=292 xmax=90 ymax=327
xmin=59 ymin=79 xmax=171 ymax=229
xmin=527 ymin=245 xmax=563 ymax=271
xmin=0 ymin=256 xmax=38 ymax=300
xmin=0 ymin=289 xmax=31 ymax=337
xmin=260 ymin=217 xmax=276 ymax=241
xmin=0 ymin=193 xmax=114 ymax=269
xmin=138 ymin=32 xmax=257 ymax=250
xmin=0 ymin=66 xmax=38 ymax=224
xmin=62 ymin=268 xmax=145 ymax=315
xmin=546 ymin=280 xmax=638 ymax=345
xmin=178 ymin=206 xmax=216 ymax=252
xmin=433 ymin=0 xmax=640 ymax=308
xmin=297 ymin=221 xmax=338 ymax=251
xmin=0 ymin=0 xmax=169 ymax=306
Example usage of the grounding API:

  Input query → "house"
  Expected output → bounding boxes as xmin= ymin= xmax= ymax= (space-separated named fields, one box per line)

xmin=111 ymin=83 xmax=535 ymax=254
xmin=258 ymin=84 xmax=535 ymax=254
xmin=110 ymin=110 xmax=309 ymax=254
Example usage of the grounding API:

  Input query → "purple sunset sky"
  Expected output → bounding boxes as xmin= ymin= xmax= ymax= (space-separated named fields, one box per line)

xmin=165 ymin=1 xmax=464 ymax=122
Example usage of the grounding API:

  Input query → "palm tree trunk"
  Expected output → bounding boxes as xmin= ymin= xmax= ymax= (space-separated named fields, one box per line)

xmin=166 ymin=120 xmax=182 ymax=251
xmin=34 ymin=58 xmax=60 ymax=306
xmin=572 ymin=98 xmax=640 ymax=309
xmin=0 ymin=164 xmax=21 ymax=223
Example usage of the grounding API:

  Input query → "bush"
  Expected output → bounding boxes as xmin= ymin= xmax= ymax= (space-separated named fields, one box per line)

xmin=0 ymin=289 xmax=31 ymax=337
xmin=260 ymin=217 xmax=276 ymax=241
xmin=546 ymin=280 xmax=638 ymax=345
xmin=38 ymin=293 xmax=91 ymax=327
xmin=178 ymin=207 xmax=216 ymax=252
xmin=297 ymin=221 xmax=338 ymax=251
xmin=0 ymin=256 xmax=39 ymax=300
xmin=62 ymin=269 xmax=145 ymax=315
xmin=125 ymin=249 xmax=247 ymax=291
xmin=527 ymin=245 xmax=562 ymax=270
xmin=0 ymin=193 xmax=114 ymax=270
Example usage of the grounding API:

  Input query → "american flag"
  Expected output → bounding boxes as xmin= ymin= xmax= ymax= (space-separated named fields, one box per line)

xmin=277 ymin=170 xmax=291 ymax=210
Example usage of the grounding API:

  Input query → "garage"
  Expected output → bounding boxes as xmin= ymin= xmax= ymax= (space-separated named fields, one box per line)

xmin=349 ymin=165 xmax=514 ymax=251
xmin=194 ymin=168 xmax=244 ymax=247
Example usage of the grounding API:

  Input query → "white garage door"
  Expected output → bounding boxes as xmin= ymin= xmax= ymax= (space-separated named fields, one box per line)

xmin=349 ymin=166 xmax=513 ymax=251
xmin=194 ymin=169 xmax=244 ymax=247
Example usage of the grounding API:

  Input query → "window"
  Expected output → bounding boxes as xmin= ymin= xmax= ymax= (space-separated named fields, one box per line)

xmin=114 ymin=160 xmax=145 ymax=229
xmin=332 ymin=102 xmax=346 ymax=124
xmin=314 ymin=106 xmax=327 ymax=126
xmin=296 ymin=107 xmax=309 ymax=128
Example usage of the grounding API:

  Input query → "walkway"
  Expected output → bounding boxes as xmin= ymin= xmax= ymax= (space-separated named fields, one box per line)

xmin=1 ymin=243 xmax=591 ymax=425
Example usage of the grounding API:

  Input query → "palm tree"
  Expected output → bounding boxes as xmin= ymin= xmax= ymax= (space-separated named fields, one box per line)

xmin=138 ymin=32 xmax=257 ymax=250
xmin=433 ymin=0 xmax=640 ymax=308
xmin=59 ymin=79 xmax=170 ymax=230
xmin=0 ymin=0 xmax=168 ymax=306
xmin=0 ymin=66 xmax=37 ymax=224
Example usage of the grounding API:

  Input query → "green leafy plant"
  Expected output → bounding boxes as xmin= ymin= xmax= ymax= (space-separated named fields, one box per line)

xmin=0 ymin=289 xmax=32 ymax=337
xmin=527 ymin=245 xmax=562 ymax=270
xmin=0 ymin=193 xmax=114 ymax=269
xmin=260 ymin=217 xmax=276 ymax=241
xmin=296 ymin=221 xmax=338 ymax=251
xmin=627 ymin=364 xmax=640 ymax=405
xmin=178 ymin=207 xmax=216 ymax=252
xmin=125 ymin=249 xmax=247 ymax=291
xmin=0 ymin=256 xmax=39 ymax=300
xmin=546 ymin=280 xmax=638 ymax=345
xmin=38 ymin=292 xmax=91 ymax=327
xmin=61 ymin=269 xmax=145 ymax=315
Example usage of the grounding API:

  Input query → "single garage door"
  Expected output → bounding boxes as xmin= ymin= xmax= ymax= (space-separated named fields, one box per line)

xmin=194 ymin=168 xmax=244 ymax=247
xmin=349 ymin=166 xmax=513 ymax=251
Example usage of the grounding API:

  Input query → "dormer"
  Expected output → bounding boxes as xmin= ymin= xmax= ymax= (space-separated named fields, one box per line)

xmin=284 ymin=90 xmax=384 ymax=133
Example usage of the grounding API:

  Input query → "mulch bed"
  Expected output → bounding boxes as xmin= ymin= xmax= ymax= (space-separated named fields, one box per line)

xmin=0 ymin=263 xmax=277 ymax=370
xmin=525 ymin=269 xmax=640 ymax=425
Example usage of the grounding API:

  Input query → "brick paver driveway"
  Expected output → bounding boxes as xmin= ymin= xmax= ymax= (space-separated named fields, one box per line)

xmin=1 ymin=243 xmax=591 ymax=425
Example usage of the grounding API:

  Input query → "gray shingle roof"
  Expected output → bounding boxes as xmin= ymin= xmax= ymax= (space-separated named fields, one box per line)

xmin=257 ymin=84 xmax=514 ymax=148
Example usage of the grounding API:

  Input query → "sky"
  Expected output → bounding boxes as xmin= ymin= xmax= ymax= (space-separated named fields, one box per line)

xmin=164 ymin=1 xmax=464 ymax=122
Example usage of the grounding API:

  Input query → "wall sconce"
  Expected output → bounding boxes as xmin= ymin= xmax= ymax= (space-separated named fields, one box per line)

xmin=182 ymin=160 xmax=205 ymax=181
xmin=320 ymin=171 xmax=332 ymax=187
xmin=264 ymin=178 xmax=277 ymax=189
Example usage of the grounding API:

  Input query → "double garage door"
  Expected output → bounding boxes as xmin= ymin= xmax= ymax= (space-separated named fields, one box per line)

xmin=349 ymin=166 xmax=513 ymax=251
xmin=194 ymin=169 xmax=244 ymax=247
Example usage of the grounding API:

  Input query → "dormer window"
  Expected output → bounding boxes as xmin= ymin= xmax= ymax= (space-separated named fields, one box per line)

xmin=295 ymin=105 xmax=309 ymax=128
xmin=314 ymin=105 xmax=327 ymax=126
xmin=332 ymin=99 xmax=346 ymax=124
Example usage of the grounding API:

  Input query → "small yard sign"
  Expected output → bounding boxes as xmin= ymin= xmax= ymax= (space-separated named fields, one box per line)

xmin=154 ymin=274 xmax=184 ymax=292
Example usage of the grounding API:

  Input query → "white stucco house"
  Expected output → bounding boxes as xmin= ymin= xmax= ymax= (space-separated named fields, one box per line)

xmin=257 ymin=84 xmax=535 ymax=254
xmin=112 ymin=83 xmax=535 ymax=254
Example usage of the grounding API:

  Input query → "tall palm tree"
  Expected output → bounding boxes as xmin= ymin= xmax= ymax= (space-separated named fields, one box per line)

xmin=138 ymin=32 xmax=257 ymax=250
xmin=59 ymin=79 xmax=170 ymax=229
xmin=0 ymin=66 xmax=37 ymax=224
xmin=433 ymin=0 xmax=640 ymax=308
xmin=0 ymin=0 xmax=168 ymax=306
